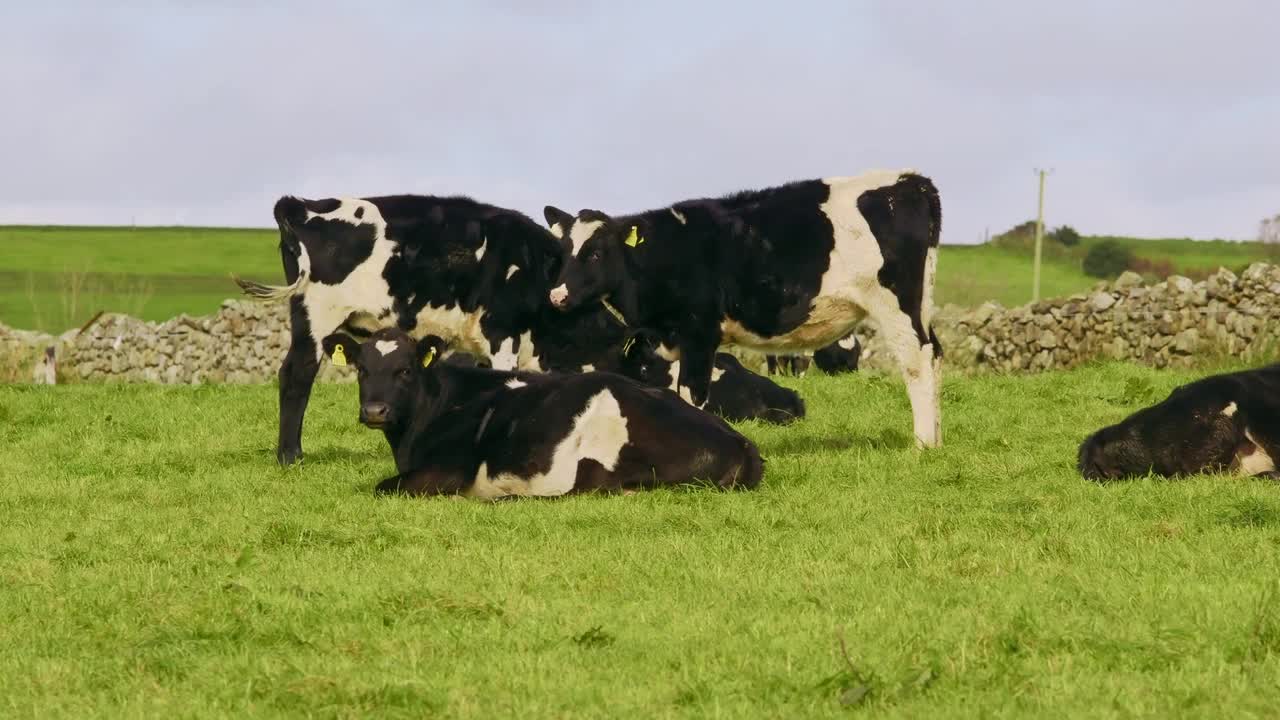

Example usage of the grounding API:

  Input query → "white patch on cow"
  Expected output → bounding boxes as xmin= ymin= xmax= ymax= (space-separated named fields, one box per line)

xmin=491 ymin=336 xmax=519 ymax=371
xmin=670 ymin=207 xmax=687 ymax=224
xmin=921 ymin=246 xmax=938 ymax=330
xmin=678 ymin=385 xmax=694 ymax=404
xmin=505 ymin=378 xmax=527 ymax=389
xmin=465 ymin=389 xmax=630 ymax=499
xmin=582 ymin=364 xmax=595 ymax=372
xmin=412 ymin=302 xmax=486 ymax=355
xmin=666 ymin=360 xmax=681 ymax=391
xmin=300 ymin=199 xmax=400 ymax=360
xmin=656 ymin=343 xmax=680 ymax=362
xmin=375 ymin=340 xmax=399 ymax=356
xmin=837 ymin=335 xmax=859 ymax=351
xmin=1222 ymin=402 xmax=1238 ymax=417
xmin=549 ymin=223 xmax=564 ymax=240
xmin=506 ymin=264 xmax=519 ymax=280
xmin=711 ymin=365 xmax=726 ymax=383
xmin=550 ymin=284 xmax=569 ymax=306
xmin=568 ymin=219 xmax=604 ymax=257
xmin=474 ymin=238 xmax=487 ymax=261
xmin=1239 ymin=429 xmax=1276 ymax=476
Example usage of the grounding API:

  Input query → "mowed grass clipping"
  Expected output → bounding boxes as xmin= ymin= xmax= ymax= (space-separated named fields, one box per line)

xmin=3 ymin=362 xmax=1280 ymax=718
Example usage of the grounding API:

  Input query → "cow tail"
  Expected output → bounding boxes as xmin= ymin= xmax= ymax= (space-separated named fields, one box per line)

xmin=901 ymin=173 xmax=942 ymax=357
xmin=232 ymin=196 xmax=312 ymax=302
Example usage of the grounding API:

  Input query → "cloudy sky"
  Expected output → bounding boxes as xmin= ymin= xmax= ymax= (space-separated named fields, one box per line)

xmin=2 ymin=1 xmax=1276 ymax=243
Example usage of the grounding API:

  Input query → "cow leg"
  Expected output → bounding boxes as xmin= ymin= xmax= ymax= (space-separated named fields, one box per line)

xmin=865 ymin=298 xmax=942 ymax=449
xmin=278 ymin=298 xmax=349 ymax=466
xmin=675 ymin=332 xmax=718 ymax=408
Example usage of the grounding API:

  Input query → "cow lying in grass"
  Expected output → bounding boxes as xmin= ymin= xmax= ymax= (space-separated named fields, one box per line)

xmin=1078 ymin=364 xmax=1280 ymax=481
xmin=607 ymin=329 xmax=805 ymax=425
xmin=530 ymin=307 xmax=805 ymax=424
xmin=322 ymin=329 xmax=764 ymax=497
xmin=766 ymin=334 xmax=861 ymax=377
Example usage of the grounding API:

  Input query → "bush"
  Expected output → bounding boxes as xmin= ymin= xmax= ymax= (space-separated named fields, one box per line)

xmin=1050 ymin=225 xmax=1081 ymax=247
xmin=1083 ymin=240 xmax=1134 ymax=278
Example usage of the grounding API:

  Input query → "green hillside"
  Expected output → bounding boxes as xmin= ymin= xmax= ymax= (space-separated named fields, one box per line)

xmin=1 ymin=225 xmax=1273 ymax=333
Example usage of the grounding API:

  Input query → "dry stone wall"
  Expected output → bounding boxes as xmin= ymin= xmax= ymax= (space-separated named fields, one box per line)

xmin=3 ymin=263 xmax=1279 ymax=384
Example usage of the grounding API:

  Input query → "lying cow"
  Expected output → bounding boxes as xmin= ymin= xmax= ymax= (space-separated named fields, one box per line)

xmin=234 ymin=194 xmax=565 ymax=465
xmin=1077 ymin=364 xmax=1280 ymax=481
xmin=765 ymin=333 xmax=861 ymax=377
xmin=609 ymin=329 xmax=805 ymax=425
xmin=322 ymin=329 xmax=764 ymax=497
xmin=543 ymin=169 xmax=943 ymax=448
xmin=530 ymin=306 xmax=805 ymax=424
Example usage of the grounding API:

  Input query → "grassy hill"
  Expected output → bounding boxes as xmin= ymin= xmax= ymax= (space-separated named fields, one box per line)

xmin=1 ymin=225 xmax=1273 ymax=333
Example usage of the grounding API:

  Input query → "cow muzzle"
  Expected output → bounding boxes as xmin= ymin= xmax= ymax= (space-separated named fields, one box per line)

xmin=549 ymin=284 xmax=570 ymax=309
xmin=360 ymin=402 xmax=390 ymax=428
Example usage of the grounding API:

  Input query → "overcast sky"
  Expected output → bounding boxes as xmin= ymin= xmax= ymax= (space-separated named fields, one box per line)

xmin=2 ymin=1 xmax=1276 ymax=243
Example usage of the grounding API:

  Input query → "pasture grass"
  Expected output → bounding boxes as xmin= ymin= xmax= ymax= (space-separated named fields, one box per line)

xmin=3 ymin=361 xmax=1280 ymax=718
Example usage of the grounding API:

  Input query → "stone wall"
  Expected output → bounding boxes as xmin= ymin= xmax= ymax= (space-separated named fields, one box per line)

xmin=3 ymin=263 xmax=1279 ymax=384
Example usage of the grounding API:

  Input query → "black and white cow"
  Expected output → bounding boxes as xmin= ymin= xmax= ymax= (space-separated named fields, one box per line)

xmin=1077 ymin=364 xmax=1280 ymax=481
xmin=543 ymin=170 xmax=943 ymax=447
xmin=608 ymin=329 xmax=806 ymax=425
xmin=321 ymin=329 xmax=764 ymax=497
xmin=234 ymin=194 xmax=564 ymax=465
xmin=528 ymin=306 xmax=805 ymax=424
xmin=765 ymin=333 xmax=861 ymax=377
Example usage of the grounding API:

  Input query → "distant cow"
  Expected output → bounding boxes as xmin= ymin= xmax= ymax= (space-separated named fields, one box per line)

xmin=543 ymin=170 xmax=943 ymax=448
xmin=321 ymin=329 xmax=764 ymax=497
xmin=610 ymin=329 xmax=805 ymax=425
xmin=234 ymin=194 xmax=564 ymax=465
xmin=765 ymin=333 xmax=861 ymax=377
xmin=1078 ymin=364 xmax=1280 ymax=481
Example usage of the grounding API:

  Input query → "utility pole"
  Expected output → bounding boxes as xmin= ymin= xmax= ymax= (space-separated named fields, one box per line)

xmin=1032 ymin=168 xmax=1049 ymax=302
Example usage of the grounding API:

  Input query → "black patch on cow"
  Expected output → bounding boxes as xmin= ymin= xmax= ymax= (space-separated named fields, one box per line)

xmin=354 ymin=206 xmax=365 ymax=219
xmin=304 ymin=198 xmax=342 ymax=214
xmin=857 ymin=174 xmax=941 ymax=344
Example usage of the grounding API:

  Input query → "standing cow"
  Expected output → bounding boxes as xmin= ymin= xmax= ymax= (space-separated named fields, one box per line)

xmin=543 ymin=170 xmax=943 ymax=448
xmin=234 ymin=194 xmax=564 ymax=465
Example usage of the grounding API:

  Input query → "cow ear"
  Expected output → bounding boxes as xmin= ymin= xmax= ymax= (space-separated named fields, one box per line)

xmin=321 ymin=333 xmax=360 ymax=367
xmin=577 ymin=208 xmax=611 ymax=223
xmin=543 ymin=206 xmax=574 ymax=235
xmin=415 ymin=335 xmax=447 ymax=369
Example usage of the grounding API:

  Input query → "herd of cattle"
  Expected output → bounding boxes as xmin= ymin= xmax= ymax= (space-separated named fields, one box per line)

xmin=233 ymin=169 xmax=1279 ymax=495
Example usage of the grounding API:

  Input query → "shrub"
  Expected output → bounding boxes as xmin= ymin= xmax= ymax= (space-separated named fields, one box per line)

xmin=1127 ymin=256 xmax=1176 ymax=279
xmin=1083 ymin=240 xmax=1134 ymax=278
xmin=1050 ymin=225 xmax=1081 ymax=247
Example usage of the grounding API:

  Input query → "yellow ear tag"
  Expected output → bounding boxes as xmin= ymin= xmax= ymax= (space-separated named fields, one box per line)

xmin=624 ymin=225 xmax=643 ymax=247
xmin=422 ymin=347 xmax=438 ymax=368
xmin=331 ymin=344 xmax=347 ymax=367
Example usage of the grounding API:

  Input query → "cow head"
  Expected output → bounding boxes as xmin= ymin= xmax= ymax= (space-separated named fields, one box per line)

xmin=611 ymin=328 xmax=677 ymax=388
xmin=543 ymin=206 xmax=640 ymax=313
xmin=321 ymin=329 xmax=448 ymax=430
xmin=1076 ymin=387 xmax=1237 ymax=481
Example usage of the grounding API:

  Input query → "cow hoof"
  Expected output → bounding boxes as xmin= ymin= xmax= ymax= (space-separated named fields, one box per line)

xmin=277 ymin=447 xmax=304 ymax=466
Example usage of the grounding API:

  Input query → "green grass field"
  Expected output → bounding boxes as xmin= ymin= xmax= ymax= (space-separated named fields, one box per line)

xmin=1 ymin=225 xmax=1273 ymax=333
xmin=3 ymin=362 xmax=1279 ymax=717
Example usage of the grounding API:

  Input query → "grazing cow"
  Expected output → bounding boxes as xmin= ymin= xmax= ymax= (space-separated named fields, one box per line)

xmin=530 ymin=306 xmax=805 ymax=424
xmin=321 ymin=329 xmax=764 ymax=497
xmin=1077 ymin=364 xmax=1280 ymax=481
xmin=543 ymin=170 xmax=943 ymax=447
xmin=765 ymin=333 xmax=861 ymax=377
xmin=611 ymin=329 xmax=805 ymax=425
xmin=234 ymin=194 xmax=564 ymax=465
